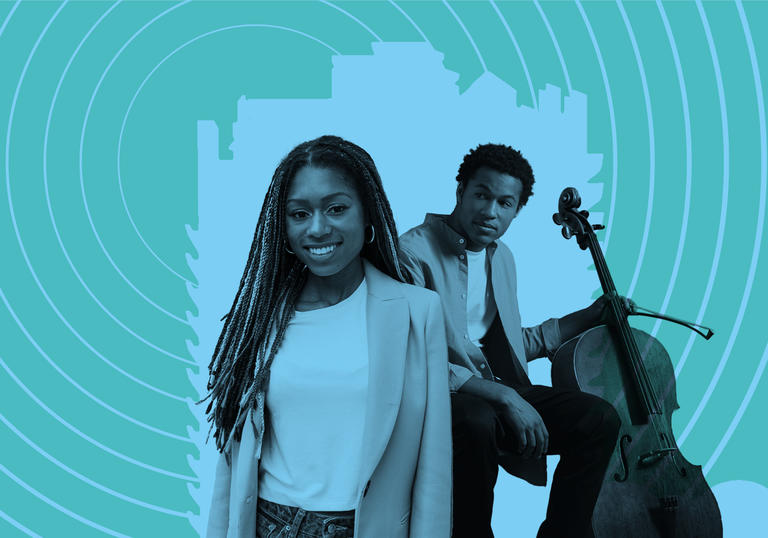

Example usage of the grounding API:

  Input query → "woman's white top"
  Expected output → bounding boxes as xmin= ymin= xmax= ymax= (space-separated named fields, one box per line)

xmin=258 ymin=279 xmax=369 ymax=511
xmin=466 ymin=248 xmax=497 ymax=347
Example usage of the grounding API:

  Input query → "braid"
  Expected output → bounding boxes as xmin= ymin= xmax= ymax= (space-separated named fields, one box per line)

xmin=203 ymin=135 xmax=411 ymax=452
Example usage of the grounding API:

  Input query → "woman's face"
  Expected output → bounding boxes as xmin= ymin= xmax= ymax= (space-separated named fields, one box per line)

xmin=285 ymin=165 xmax=366 ymax=277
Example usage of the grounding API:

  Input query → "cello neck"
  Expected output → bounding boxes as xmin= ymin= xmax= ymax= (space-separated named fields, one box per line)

xmin=584 ymin=229 xmax=663 ymax=417
xmin=552 ymin=187 xmax=662 ymax=418
xmin=585 ymin=230 xmax=617 ymax=297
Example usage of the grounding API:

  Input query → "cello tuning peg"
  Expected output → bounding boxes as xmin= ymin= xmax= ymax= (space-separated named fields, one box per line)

xmin=561 ymin=227 xmax=572 ymax=240
xmin=593 ymin=224 xmax=605 ymax=230
xmin=552 ymin=213 xmax=563 ymax=225
xmin=580 ymin=210 xmax=590 ymax=218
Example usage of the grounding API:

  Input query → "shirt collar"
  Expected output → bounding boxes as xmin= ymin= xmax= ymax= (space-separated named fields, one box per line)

xmin=423 ymin=213 xmax=498 ymax=256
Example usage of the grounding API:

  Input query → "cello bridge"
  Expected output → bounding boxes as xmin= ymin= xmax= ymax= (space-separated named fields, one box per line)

xmin=638 ymin=448 xmax=676 ymax=467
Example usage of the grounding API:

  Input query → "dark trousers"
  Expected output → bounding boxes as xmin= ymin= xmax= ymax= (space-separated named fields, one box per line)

xmin=451 ymin=387 xmax=620 ymax=538
xmin=452 ymin=317 xmax=620 ymax=538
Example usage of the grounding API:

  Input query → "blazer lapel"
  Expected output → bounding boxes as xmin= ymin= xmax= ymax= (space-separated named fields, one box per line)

xmin=359 ymin=261 xmax=409 ymax=484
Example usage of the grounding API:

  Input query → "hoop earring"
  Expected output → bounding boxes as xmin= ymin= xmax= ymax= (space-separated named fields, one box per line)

xmin=365 ymin=224 xmax=375 ymax=244
xmin=284 ymin=242 xmax=295 ymax=255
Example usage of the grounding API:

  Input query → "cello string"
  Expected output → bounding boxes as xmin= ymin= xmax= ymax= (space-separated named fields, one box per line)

xmin=591 ymin=231 xmax=672 ymax=449
xmin=594 ymin=237 xmax=671 ymax=449
xmin=570 ymin=209 xmax=668 ymax=446
xmin=585 ymin=230 xmax=650 ymax=408
xmin=587 ymin=228 xmax=665 ymax=424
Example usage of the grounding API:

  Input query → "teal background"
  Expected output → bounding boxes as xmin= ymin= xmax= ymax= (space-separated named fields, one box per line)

xmin=1 ymin=1 xmax=766 ymax=536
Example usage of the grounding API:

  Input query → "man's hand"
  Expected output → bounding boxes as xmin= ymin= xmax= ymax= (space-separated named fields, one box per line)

xmin=492 ymin=383 xmax=549 ymax=459
xmin=585 ymin=291 xmax=635 ymax=325
xmin=559 ymin=292 xmax=636 ymax=343
xmin=460 ymin=377 xmax=548 ymax=459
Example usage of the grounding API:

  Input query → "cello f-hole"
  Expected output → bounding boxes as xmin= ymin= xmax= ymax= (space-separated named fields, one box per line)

xmin=613 ymin=435 xmax=632 ymax=482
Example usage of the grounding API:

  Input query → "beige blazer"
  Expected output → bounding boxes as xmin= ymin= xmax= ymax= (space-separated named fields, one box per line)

xmin=206 ymin=261 xmax=452 ymax=538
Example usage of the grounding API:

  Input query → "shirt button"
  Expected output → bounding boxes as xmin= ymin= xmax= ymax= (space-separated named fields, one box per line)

xmin=459 ymin=254 xmax=465 ymax=260
xmin=464 ymin=334 xmax=468 ymax=340
xmin=480 ymin=364 xmax=486 ymax=369
xmin=461 ymin=293 xmax=466 ymax=299
xmin=459 ymin=238 xmax=465 ymax=244
xmin=245 ymin=496 xmax=252 ymax=504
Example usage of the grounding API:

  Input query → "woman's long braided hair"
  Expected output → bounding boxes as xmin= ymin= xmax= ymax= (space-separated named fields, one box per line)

xmin=204 ymin=135 xmax=411 ymax=452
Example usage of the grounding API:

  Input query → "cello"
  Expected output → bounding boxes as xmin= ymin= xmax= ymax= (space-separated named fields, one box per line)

xmin=550 ymin=187 xmax=722 ymax=537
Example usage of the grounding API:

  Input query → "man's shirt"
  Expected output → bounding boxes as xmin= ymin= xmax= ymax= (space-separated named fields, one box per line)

xmin=465 ymin=248 xmax=497 ymax=347
xmin=400 ymin=214 xmax=561 ymax=392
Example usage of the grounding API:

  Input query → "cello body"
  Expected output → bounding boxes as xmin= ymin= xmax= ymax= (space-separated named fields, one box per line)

xmin=551 ymin=187 xmax=722 ymax=537
xmin=552 ymin=327 xmax=722 ymax=537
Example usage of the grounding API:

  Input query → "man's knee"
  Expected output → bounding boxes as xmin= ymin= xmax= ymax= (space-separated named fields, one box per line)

xmin=600 ymin=400 xmax=621 ymax=438
xmin=451 ymin=393 xmax=499 ymax=449
xmin=582 ymin=396 xmax=621 ymax=448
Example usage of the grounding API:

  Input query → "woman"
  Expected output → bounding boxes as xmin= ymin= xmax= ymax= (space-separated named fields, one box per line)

xmin=205 ymin=135 xmax=451 ymax=538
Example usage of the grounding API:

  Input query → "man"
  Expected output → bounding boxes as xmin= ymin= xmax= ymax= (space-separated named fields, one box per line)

xmin=399 ymin=144 xmax=626 ymax=538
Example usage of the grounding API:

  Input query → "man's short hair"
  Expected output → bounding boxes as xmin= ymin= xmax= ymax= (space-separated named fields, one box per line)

xmin=456 ymin=143 xmax=535 ymax=209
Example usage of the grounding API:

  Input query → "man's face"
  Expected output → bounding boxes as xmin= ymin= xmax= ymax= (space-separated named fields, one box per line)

xmin=453 ymin=166 xmax=523 ymax=251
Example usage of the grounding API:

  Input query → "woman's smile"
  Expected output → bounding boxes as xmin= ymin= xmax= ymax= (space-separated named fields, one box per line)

xmin=305 ymin=242 xmax=341 ymax=257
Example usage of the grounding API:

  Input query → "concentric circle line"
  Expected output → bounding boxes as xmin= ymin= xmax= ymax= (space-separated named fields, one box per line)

xmin=3 ymin=0 xmax=196 ymax=444
xmin=489 ymin=0 xmax=537 ymax=108
xmin=1 ymin=289 xmax=195 ymax=441
xmin=4 ymin=4 xmax=70 ymax=404
xmin=0 ymin=508 xmax=41 ymax=538
xmin=672 ymin=3 xmax=731 ymax=382
xmin=321 ymin=0 xmax=382 ymax=42
xmin=0 ymin=462 xmax=130 ymax=538
xmin=115 ymin=4 xmax=339 ymax=285
xmin=78 ymin=2 xmax=348 ymax=317
xmin=41 ymin=0 xmax=191 ymax=330
xmin=117 ymin=24 xmax=342 ymax=291
xmin=443 ymin=0 xmax=487 ymax=73
xmin=43 ymin=0 xmax=196 ymax=326
xmin=387 ymin=0 xmax=431 ymax=44
xmin=0 ymin=357 xmax=199 ymax=481
xmin=705 ymin=338 xmax=768 ymax=474
xmin=3 ymin=181 xmax=192 ymax=368
xmin=0 ymin=0 xmax=21 ymax=39
xmin=703 ymin=0 xmax=768 ymax=473
xmin=616 ymin=0 xmax=656 ymax=300
xmin=532 ymin=0 xmax=573 ymax=94
xmin=679 ymin=0 xmax=741 ymax=448
xmin=116 ymin=23 xmax=341 ymax=292
xmin=3 ymin=0 xmax=194 ymax=367
xmin=0 ymin=414 xmax=191 ymax=517
xmin=649 ymin=1 xmax=693 ymax=338
xmin=574 ymin=0 xmax=619 ymax=253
